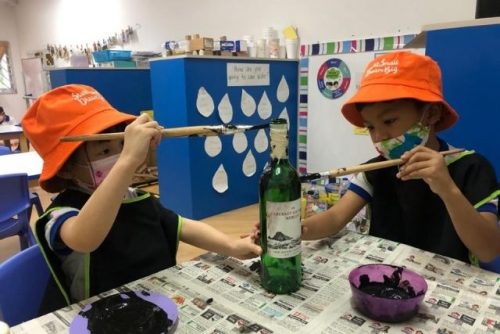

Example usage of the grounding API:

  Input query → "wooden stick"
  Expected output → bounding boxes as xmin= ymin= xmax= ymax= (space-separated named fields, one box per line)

xmin=60 ymin=124 xmax=268 ymax=142
xmin=299 ymin=148 xmax=465 ymax=182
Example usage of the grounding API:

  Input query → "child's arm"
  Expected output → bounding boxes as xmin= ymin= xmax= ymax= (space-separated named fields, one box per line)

xmin=302 ymin=191 xmax=366 ymax=240
xmin=398 ymin=146 xmax=499 ymax=261
xmin=60 ymin=114 xmax=162 ymax=252
xmin=247 ymin=191 xmax=366 ymax=243
xmin=180 ymin=218 xmax=262 ymax=260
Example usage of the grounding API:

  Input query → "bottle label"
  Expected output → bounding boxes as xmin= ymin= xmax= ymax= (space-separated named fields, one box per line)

xmin=266 ymin=199 xmax=301 ymax=258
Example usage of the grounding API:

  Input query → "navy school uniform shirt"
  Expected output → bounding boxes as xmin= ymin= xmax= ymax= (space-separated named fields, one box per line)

xmin=348 ymin=138 xmax=499 ymax=264
xmin=35 ymin=187 xmax=181 ymax=309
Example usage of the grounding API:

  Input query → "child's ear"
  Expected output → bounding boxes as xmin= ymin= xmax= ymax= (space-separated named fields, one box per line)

xmin=425 ymin=103 xmax=443 ymax=126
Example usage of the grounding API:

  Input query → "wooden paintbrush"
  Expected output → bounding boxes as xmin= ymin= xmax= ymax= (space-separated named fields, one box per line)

xmin=299 ymin=148 xmax=465 ymax=182
xmin=60 ymin=123 xmax=269 ymax=142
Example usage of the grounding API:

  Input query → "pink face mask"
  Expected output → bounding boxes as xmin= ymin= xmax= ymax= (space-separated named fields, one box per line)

xmin=88 ymin=154 xmax=120 ymax=187
xmin=73 ymin=153 xmax=120 ymax=191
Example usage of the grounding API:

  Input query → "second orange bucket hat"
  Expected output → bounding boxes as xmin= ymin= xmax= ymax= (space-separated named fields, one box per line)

xmin=341 ymin=51 xmax=458 ymax=132
xmin=22 ymin=84 xmax=136 ymax=192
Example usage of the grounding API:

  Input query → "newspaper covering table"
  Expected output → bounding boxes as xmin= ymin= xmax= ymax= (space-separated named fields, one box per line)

xmin=11 ymin=231 xmax=500 ymax=333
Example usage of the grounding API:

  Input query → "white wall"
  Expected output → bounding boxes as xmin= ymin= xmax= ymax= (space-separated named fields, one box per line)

xmin=4 ymin=0 xmax=476 ymax=121
xmin=0 ymin=2 xmax=27 ymax=123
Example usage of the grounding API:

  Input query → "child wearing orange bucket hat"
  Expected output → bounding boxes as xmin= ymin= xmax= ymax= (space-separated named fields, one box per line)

xmin=288 ymin=52 xmax=499 ymax=265
xmin=22 ymin=84 xmax=261 ymax=311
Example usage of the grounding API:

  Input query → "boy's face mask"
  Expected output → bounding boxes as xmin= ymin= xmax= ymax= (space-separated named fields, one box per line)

xmin=89 ymin=154 xmax=120 ymax=187
xmin=374 ymin=115 xmax=431 ymax=160
xmin=71 ymin=153 xmax=120 ymax=191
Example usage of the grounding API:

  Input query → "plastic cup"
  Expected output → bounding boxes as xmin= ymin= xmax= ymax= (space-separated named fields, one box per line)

xmin=285 ymin=39 xmax=299 ymax=59
xmin=248 ymin=46 xmax=257 ymax=57
xmin=256 ymin=39 xmax=267 ymax=58
xmin=279 ymin=45 xmax=286 ymax=59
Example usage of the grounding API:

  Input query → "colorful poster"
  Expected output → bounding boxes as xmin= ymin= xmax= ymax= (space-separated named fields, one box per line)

xmin=316 ymin=58 xmax=351 ymax=99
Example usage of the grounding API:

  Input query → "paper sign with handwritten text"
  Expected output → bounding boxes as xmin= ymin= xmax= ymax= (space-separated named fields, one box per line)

xmin=227 ymin=63 xmax=270 ymax=86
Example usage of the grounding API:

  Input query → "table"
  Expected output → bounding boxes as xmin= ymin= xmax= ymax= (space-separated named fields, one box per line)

xmin=11 ymin=231 xmax=500 ymax=333
xmin=0 ymin=125 xmax=29 ymax=153
xmin=0 ymin=151 xmax=43 ymax=180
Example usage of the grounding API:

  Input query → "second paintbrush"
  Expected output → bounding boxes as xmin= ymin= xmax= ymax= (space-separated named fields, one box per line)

xmin=299 ymin=148 xmax=465 ymax=182
xmin=60 ymin=123 xmax=270 ymax=142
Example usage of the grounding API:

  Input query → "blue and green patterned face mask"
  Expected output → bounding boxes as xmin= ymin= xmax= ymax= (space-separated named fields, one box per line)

xmin=374 ymin=121 xmax=430 ymax=160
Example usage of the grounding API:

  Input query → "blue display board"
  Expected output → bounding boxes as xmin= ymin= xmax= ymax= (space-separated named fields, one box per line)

xmin=426 ymin=24 xmax=500 ymax=177
xmin=426 ymin=21 xmax=500 ymax=272
xmin=150 ymin=56 xmax=298 ymax=219
xmin=49 ymin=68 xmax=152 ymax=115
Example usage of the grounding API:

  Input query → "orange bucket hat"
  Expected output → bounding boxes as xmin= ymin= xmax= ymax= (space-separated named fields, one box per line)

xmin=341 ymin=51 xmax=458 ymax=132
xmin=22 ymin=84 xmax=136 ymax=192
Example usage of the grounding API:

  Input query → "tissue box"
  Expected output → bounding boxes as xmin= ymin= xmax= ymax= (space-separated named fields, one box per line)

xmin=219 ymin=40 xmax=247 ymax=52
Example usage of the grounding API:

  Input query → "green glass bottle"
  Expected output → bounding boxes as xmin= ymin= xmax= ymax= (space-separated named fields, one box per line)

xmin=259 ymin=118 xmax=302 ymax=294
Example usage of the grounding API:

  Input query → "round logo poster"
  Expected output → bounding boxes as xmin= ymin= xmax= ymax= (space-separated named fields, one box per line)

xmin=317 ymin=58 xmax=351 ymax=99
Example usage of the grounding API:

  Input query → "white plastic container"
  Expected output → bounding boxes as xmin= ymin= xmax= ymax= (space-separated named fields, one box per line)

xmin=285 ymin=38 xmax=299 ymax=59
xmin=263 ymin=27 xmax=279 ymax=58
xmin=256 ymin=39 xmax=267 ymax=58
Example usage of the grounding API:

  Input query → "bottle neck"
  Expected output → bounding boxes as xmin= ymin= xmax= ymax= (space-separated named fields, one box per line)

xmin=270 ymin=126 xmax=288 ymax=160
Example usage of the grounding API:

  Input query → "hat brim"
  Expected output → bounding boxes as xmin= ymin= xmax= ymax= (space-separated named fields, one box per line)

xmin=40 ymin=108 xmax=136 ymax=192
xmin=341 ymin=83 xmax=458 ymax=132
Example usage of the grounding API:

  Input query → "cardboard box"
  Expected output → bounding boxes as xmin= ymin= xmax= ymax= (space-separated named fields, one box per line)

xmin=190 ymin=37 xmax=214 ymax=51
xmin=235 ymin=51 xmax=249 ymax=57
xmin=197 ymin=49 xmax=214 ymax=56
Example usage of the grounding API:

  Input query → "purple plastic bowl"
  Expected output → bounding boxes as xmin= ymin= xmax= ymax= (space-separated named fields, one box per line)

xmin=348 ymin=264 xmax=427 ymax=323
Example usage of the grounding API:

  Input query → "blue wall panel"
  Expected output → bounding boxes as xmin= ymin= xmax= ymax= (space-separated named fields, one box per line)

xmin=49 ymin=68 xmax=152 ymax=115
xmin=151 ymin=57 xmax=298 ymax=219
xmin=426 ymin=24 xmax=500 ymax=177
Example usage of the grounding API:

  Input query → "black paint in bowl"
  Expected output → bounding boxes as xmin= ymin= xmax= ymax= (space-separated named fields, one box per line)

xmin=348 ymin=264 xmax=427 ymax=323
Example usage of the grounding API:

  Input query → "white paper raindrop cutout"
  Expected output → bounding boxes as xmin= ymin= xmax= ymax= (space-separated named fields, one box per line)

xmin=278 ymin=107 xmax=290 ymax=130
xmin=242 ymin=150 xmax=257 ymax=177
xmin=232 ymin=132 xmax=248 ymax=154
xmin=254 ymin=129 xmax=269 ymax=153
xmin=212 ymin=164 xmax=228 ymax=193
xmin=276 ymin=75 xmax=289 ymax=103
xmin=241 ymin=89 xmax=256 ymax=117
xmin=218 ymin=93 xmax=233 ymax=124
xmin=204 ymin=136 xmax=222 ymax=157
xmin=196 ymin=87 xmax=215 ymax=117
xmin=257 ymin=91 xmax=272 ymax=120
